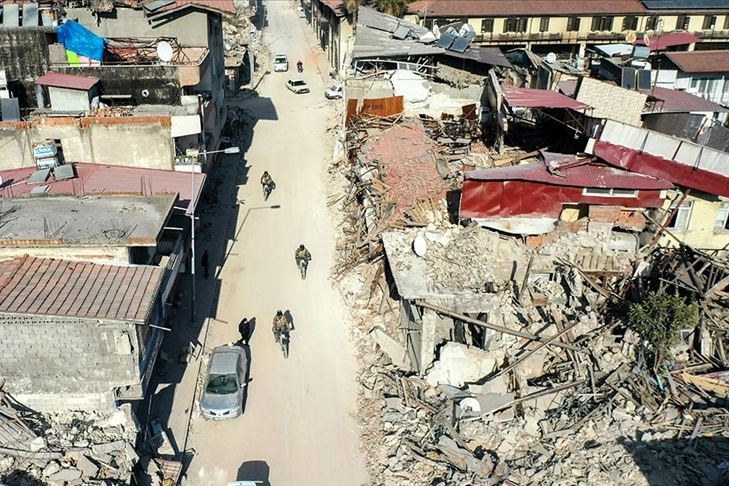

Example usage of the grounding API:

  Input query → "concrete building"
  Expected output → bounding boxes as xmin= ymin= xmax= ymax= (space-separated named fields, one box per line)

xmin=0 ymin=0 xmax=235 ymax=170
xmin=0 ymin=255 xmax=166 ymax=412
xmin=307 ymin=0 xmax=354 ymax=73
xmin=403 ymin=0 xmax=729 ymax=56
xmin=34 ymin=72 xmax=100 ymax=112
xmin=655 ymin=50 xmax=729 ymax=105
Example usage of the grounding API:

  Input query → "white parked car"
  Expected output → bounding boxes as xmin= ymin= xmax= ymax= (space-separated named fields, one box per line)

xmin=325 ymin=84 xmax=343 ymax=99
xmin=273 ymin=54 xmax=288 ymax=72
xmin=286 ymin=79 xmax=310 ymax=94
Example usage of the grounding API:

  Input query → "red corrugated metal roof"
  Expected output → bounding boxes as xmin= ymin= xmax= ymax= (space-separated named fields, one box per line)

xmin=407 ymin=0 xmax=645 ymax=16
xmin=0 ymin=255 xmax=163 ymax=322
xmin=465 ymin=154 xmax=673 ymax=189
xmin=142 ymin=0 xmax=236 ymax=15
xmin=558 ymin=79 xmax=729 ymax=114
xmin=34 ymin=72 xmax=99 ymax=90
xmin=502 ymin=85 xmax=590 ymax=111
xmin=664 ymin=50 xmax=729 ymax=74
xmin=0 ymin=163 xmax=206 ymax=211
xmin=634 ymin=32 xmax=701 ymax=51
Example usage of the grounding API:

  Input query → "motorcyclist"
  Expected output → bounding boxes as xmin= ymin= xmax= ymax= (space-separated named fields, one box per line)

xmin=295 ymin=244 xmax=312 ymax=268
xmin=297 ymin=60 xmax=303 ymax=72
xmin=260 ymin=171 xmax=274 ymax=192
xmin=272 ymin=310 xmax=289 ymax=343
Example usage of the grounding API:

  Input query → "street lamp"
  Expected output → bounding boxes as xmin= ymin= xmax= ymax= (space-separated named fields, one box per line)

xmin=188 ymin=145 xmax=241 ymax=322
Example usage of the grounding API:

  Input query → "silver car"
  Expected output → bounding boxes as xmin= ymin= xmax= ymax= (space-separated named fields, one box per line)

xmin=200 ymin=344 xmax=249 ymax=420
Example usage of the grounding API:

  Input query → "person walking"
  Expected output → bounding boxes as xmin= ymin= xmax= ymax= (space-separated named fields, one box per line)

xmin=238 ymin=318 xmax=250 ymax=344
xmin=201 ymin=250 xmax=210 ymax=279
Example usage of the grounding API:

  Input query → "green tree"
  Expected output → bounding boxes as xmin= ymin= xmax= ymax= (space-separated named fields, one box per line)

xmin=627 ymin=292 xmax=699 ymax=369
xmin=377 ymin=0 xmax=409 ymax=17
xmin=343 ymin=0 xmax=363 ymax=14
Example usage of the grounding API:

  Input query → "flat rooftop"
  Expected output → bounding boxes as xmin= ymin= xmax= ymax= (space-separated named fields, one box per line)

xmin=0 ymin=195 xmax=176 ymax=246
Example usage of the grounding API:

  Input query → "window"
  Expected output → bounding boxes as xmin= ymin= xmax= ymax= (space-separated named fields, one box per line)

xmin=503 ymin=17 xmax=528 ymax=33
xmin=714 ymin=202 xmax=729 ymax=231
xmin=645 ymin=15 xmax=659 ymax=31
xmin=591 ymin=16 xmax=614 ymax=31
xmin=583 ymin=188 xmax=638 ymax=197
xmin=667 ymin=200 xmax=693 ymax=230
xmin=724 ymin=15 xmax=729 ymax=30
xmin=703 ymin=15 xmax=717 ymax=30
xmin=676 ymin=15 xmax=690 ymax=30
xmin=481 ymin=18 xmax=494 ymax=33
xmin=623 ymin=15 xmax=638 ymax=31
xmin=566 ymin=16 xmax=581 ymax=32
xmin=539 ymin=17 xmax=550 ymax=32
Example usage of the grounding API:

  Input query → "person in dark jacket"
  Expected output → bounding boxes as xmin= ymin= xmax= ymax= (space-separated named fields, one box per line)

xmin=238 ymin=318 xmax=251 ymax=344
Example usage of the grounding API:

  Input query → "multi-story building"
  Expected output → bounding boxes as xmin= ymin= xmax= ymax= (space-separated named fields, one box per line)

xmin=404 ymin=0 xmax=729 ymax=56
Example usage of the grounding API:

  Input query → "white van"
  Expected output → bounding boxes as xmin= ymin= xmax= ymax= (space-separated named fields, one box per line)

xmin=273 ymin=54 xmax=289 ymax=72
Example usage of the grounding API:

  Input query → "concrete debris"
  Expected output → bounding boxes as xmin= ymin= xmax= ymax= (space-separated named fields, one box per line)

xmin=0 ymin=403 xmax=140 ymax=485
xmin=370 ymin=326 xmax=413 ymax=371
xmin=425 ymin=343 xmax=502 ymax=388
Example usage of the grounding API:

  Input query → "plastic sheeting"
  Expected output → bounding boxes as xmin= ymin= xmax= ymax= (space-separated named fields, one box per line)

xmin=57 ymin=20 xmax=107 ymax=62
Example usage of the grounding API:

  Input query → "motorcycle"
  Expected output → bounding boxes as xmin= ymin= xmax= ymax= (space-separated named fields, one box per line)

xmin=297 ymin=62 xmax=303 ymax=73
xmin=277 ymin=329 xmax=290 ymax=359
xmin=262 ymin=181 xmax=275 ymax=200
xmin=297 ymin=258 xmax=308 ymax=280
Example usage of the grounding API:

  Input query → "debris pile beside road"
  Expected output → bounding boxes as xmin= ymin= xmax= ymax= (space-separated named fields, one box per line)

xmin=0 ymin=385 xmax=141 ymax=486
xmin=341 ymin=223 xmax=729 ymax=484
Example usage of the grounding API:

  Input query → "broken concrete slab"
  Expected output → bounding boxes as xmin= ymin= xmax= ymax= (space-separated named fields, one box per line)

xmin=426 ymin=342 xmax=501 ymax=387
xmin=370 ymin=325 xmax=413 ymax=371
xmin=75 ymin=454 xmax=99 ymax=478
xmin=91 ymin=440 xmax=125 ymax=456
xmin=47 ymin=468 xmax=82 ymax=483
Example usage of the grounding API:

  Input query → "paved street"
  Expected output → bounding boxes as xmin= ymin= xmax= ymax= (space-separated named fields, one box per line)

xmin=182 ymin=2 xmax=367 ymax=485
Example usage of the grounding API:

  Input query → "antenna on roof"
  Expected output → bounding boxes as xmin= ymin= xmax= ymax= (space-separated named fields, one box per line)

xmin=625 ymin=31 xmax=637 ymax=43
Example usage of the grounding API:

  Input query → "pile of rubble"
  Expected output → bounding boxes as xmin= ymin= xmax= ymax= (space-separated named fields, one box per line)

xmin=0 ymin=390 xmax=139 ymax=486
xmin=337 ymin=215 xmax=729 ymax=485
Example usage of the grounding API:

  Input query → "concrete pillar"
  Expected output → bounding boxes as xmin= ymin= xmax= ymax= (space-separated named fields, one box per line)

xmin=420 ymin=308 xmax=437 ymax=375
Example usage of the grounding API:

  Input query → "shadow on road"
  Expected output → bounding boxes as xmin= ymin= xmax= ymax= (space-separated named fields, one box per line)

xmin=236 ymin=460 xmax=271 ymax=486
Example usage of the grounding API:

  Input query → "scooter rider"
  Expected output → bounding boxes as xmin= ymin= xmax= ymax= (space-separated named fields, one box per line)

xmin=261 ymin=171 xmax=274 ymax=191
xmin=272 ymin=310 xmax=289 ymax=343
xmin=295 ymin=244 xmax=312 ymax=269
xmin=297 ymin=60 xmax=303 ymax=72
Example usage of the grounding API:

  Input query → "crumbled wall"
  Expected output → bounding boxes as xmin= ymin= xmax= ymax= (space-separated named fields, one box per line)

xmin=0 ymin=314 xmax=141 ymax=407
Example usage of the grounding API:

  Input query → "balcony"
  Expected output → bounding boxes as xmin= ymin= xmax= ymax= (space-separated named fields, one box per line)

xmin=693 ymin=29 xmax=729 ymax=40
xmin=475 ymin=32 xmax=564 ymax=43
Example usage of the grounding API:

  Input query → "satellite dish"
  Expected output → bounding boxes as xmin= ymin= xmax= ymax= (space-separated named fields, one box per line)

xmin=156 ymin=41 xmax=174 ymax=63
xmin=643 ymin=31 xmax=654 ymax=46
xmin=413 ymin=234 xmax=428 ymax=257
xmin=625 ymin=31 xmax=637 ymax=43
xmin=546 ymin=52 xmax=557 ymax=64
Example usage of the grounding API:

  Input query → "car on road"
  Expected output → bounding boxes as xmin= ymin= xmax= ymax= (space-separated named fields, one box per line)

xmin=286 ymin=79 xmax=310 ymax=94
xmin=200 ymin=344 xmax=249 ymax=420
xmin=325 ymin=84 xmax=343 ymax=100
xmin=273 ymin=54 xmax=289 ymax=72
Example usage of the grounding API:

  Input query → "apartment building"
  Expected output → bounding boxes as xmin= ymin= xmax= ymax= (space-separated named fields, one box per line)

xmin=404 ymin=0 xmax=729 ymax=55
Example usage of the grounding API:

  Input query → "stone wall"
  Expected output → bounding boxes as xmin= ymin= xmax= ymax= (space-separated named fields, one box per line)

xmin=0 ymin=314 xmax=141 ymax=408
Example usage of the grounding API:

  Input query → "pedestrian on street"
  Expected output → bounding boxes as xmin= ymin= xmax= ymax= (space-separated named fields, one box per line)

xmin=201 ymin=250 xmax=210 ymax=279
xmin=238 ymin=318 xmax=250 ymax=344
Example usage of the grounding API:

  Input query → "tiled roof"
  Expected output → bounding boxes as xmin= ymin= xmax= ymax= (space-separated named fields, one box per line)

xmin=34 ymin=72 xmax=99 ymax=91
xmin=664 ymin=50 xmax=729 ymax=74
xmin=0 ymin=256 xmax=164 ymax=323
xmin=407 ymin=0 xmax=646 ymax=17
xmin=0 ymin=163 xmax=206 ymax=211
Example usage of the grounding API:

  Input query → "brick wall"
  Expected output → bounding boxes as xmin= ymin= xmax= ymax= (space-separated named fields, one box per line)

xmin=0 ymin=314 xmax=141 ymax=404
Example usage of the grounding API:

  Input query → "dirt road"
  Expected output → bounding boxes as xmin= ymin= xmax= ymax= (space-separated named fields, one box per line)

xmin=186 ymin=2 xmax=367 ymax=485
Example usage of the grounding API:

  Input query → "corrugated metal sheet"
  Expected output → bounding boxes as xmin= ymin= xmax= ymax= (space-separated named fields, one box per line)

xmin=502 ymin=85 xmax=590 ymax=110
xmin=465 ymin=157 xmax=674 ymax=190
xmin=0 ymin=256 xmax=164 ymax=323
xmin=634 ymin=32 xmax=702 ymax=51
xmin=650 ymin=86 xmax=729 ymax=114
xmin=34 ymin=72 xmax=99 ymax=91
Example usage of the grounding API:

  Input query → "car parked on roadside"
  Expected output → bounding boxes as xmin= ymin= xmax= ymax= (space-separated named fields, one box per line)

xmin=286 ymin=79 xmax=310 ymax=94
xmin=325 ymin=84 xmax=343 ymax=100
xmin=273 ymin=54 xmax=289 ymax=72
xmin=200 ymin=344 xmax=249 ymax=421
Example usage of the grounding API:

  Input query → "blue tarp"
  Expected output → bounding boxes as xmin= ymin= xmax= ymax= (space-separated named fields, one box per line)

xmin=57 ymin=20 xmax=107 ymax=61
